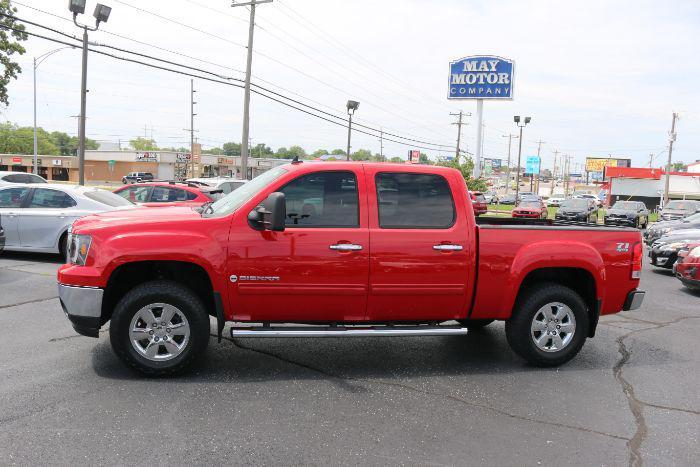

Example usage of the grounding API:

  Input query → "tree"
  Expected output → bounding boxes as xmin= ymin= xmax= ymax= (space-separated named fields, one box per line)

xmin=0 ymin=1 xmax=27 ymax=107
xmin=252 ymin=143 xmax=273 ymax=157
xmin=311 ymin=149 xmax=329 ymax=158
xmin=330 ymin=148 xmax=346 ymax=156
xmin=129 ymin=137 xmax=158 ymax=151
xmin=672 ymin=162 xmax=686 ymax=172
xmin=437 ymin=157 xmax=487 ymax=191
xmin=222 ymin=142 xmax=241 ymax=157
xmin=389 ymin=156 xmax=404 ymax=163
xmin=350 ymin=148 xmax=372 ymax=161
xmin=419 ymin=153 xmax=432 ymax=164
xmin=0 ymin=122 xmax=97 ymax=156
xmin=287 ymin=145 xmax=307 ymax=159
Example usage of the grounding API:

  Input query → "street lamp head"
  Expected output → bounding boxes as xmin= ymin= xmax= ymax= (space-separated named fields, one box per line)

xmin=68 ymin=0 xmax=86 ymax=15
xmin=525 ymin=116 xmax=532 ymax=124
xmin=93 ymin=4 xmax=112 ymax=23
xmin=346 ymin=100 xmax=360 ymax=114
xmin=514 ymin=116 xmax=520 ymax=123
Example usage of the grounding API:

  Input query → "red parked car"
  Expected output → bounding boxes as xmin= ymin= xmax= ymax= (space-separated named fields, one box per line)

xmin=469 ymin=191 xmax=488 ymax=216
xmin=58 ymin=162 xmax=645 ymax=375
xmin=512 ymin=199 xmax=548 ymax=219
xmin=675 ymin=243 xmax=700 ymax=291
xmin=113 ymin=181 xmax=221 ymax=206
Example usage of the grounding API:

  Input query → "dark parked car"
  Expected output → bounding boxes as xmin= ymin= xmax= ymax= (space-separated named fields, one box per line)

xmin=645 ymin=212 xmax=700 ymax=245
xmin=649 ymin=229 xmax=700 ymax=269
xmin=604 ymin=201 xmax=649 ymax=228
xmin=659 ymin=200 xmax=700 ymax=222
xmin=121 ymin=172 xmax=154 ymax=184
xmin=555 ymin=198 xmax=598 ymax=223
xmin=500 ymin=193 xmax=519 ymax=205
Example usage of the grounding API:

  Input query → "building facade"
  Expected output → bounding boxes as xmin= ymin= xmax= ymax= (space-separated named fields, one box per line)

xmin=0 ymin=151 xmax=289 ymax=183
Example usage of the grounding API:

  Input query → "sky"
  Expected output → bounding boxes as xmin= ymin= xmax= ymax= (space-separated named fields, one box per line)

xmin=3 ymin=0 xmax=700 ymax=173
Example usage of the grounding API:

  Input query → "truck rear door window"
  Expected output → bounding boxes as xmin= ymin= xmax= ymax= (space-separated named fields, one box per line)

xmin=280 ymin=171 xmax=359 ymax=227
xmin=376 ymin=173 xmax=455 ymax=228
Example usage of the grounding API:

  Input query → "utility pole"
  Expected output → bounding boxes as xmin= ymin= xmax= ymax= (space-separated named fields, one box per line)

xmin=232 ymin=0 xmax=273 ymax=181
xmin=551 ymin=150 xmax=559 ymax=195
xmin=563 ymin=155 xmax=573 ymax=197
xmin=531 ymin=139 xmax=545 ymax=193
xmin=189 ymin=79 xmax=197 ymax=178
xmin=450 ymin=111 xmax=470 ymax=162
xmin=662 ymin=112 xmax=679 ymax=208
xmin=648 ymin=153 xmax=654 ymax=168
xmin=502 ymin=134 xmax=518 ymax=194
xmin=379 ymin=128 xmax=384 ymax=161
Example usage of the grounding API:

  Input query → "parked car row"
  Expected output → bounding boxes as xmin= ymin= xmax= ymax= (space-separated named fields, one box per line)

xmin=0 ymin=172 xmax=249 ymax=257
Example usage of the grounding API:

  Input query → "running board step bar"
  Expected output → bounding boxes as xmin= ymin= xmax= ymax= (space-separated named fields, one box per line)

xmin=230 ymin=325 xmax=468 ymax=338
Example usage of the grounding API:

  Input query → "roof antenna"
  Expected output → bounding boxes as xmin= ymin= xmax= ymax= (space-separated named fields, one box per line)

xmin=291 ymin=155 xmax=302 ymax=164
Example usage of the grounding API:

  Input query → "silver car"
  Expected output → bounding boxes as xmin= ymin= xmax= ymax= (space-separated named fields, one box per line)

xmin=0 ymin=184 xmax=133 ymax=256
xmin=0 ymin=171 xmax=47 ymax=187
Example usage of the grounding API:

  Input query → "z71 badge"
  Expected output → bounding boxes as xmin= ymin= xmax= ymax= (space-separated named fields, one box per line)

xmin=616 ymin=242 xmax=630 ymax=252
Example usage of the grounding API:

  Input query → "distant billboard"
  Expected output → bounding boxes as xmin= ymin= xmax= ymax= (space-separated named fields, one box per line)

xmin=408 ymin=150 xmax=420 ymax=164
xmin=525 ymin=156 xmax=541 ymax=175
xmin=585 ymin=157 xmax=631 ymax=172
xmin=491 ymin=159 xmax=502 ymax=169
xmin=448 ymin=55 xmax=514 ymax=100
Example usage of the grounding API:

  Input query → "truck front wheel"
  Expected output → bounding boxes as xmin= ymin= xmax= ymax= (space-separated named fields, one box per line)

xmin=505 ymin=283 xmax=589 ymax=367
xmin=110 ymin=280 xmax=210 ymax=376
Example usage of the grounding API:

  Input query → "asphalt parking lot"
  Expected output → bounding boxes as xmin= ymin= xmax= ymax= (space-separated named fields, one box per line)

xmin=0 ymin=251 xmax=698 ymax=466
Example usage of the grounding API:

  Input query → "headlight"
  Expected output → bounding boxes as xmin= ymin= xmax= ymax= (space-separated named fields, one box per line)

xmin=660 ymin=242 xmax=685 ymax=252
xmin=690 ymin=247 xmax=700 ymax=258
xmin=67 ymin=232 xmax=92 ymax=265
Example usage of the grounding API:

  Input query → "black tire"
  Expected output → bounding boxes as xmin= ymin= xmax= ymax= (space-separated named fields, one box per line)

xmin=58 ymin=232 xmax=68 ymax=260
xmin=505 ymin=282 xmax=589 ymax=367
xmin=109 ymin=280 xmax=210 ymax=376
xmin=458 ymin=318 xmax=495 ymax=329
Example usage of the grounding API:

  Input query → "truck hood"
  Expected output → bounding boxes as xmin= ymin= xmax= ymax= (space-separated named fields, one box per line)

xmin=72 ymin=205 xmax=202 ymax=233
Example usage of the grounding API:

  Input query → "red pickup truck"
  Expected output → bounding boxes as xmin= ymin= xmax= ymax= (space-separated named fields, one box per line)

xmin=57 ymin=162 xmax=645 ymax=375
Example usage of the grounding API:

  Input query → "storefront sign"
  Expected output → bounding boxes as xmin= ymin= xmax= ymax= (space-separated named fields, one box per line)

xmin=176 ymin=153 xmax=191 ymax=162
xmin=12 ymin=156 xmax=22 ymax=163
xmin=448 ymin=55 xmax=514 ymax=99
xmin=136 ymin=152 xmax=159 ymax=162
xmin=52 ymin=159 xmax=62 ymax=166
xmin=408 ymin=150 xmax=420 ymax=164
xmin=585 ymin=157 xmax=631 ymax=172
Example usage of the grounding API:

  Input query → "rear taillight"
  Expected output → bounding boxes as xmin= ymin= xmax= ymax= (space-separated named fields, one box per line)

xmin=631 ymin=242 xmax=643 ymax=279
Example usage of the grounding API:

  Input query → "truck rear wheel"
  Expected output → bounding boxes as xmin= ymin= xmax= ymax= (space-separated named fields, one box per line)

xmin=505 ymin=283 xmax=588 ymax=367
xmin=109 ymin=280 xmax=210 ymax=376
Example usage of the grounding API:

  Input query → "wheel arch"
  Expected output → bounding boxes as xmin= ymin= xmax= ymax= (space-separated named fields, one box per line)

xmin=514 ymin=267 xmax=600 ymax=338
xmin=101 ymin=260 xmax=217 ymax=327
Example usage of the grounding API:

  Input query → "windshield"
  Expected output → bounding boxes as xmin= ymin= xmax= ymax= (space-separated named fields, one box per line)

xmin=561 ymin=199 xmax=588 ymax=209
xmin=612 ymin=201 xmax=637 ymax=210
xmin=665 ymin=201 xmax=697 ymax=211
xmin=474 ymin=194 xmax=486 ymax=202
xmin=84 ymin=189 xmax=134 ymax=207
xmin=205 ymin=166 xmax=287 ymax=217
xmin=519 ymin=201 xmax=541 ymax=208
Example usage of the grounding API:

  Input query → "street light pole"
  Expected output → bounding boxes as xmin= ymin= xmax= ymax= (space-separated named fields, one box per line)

xmin=233 ymin=0 xmax=273 ymax=181
xmin=34 ymin=47 xmax=74 ymax=175
xmin=345 ymin=100 xmax=359 ymax=161
xmin=513 ymin=116 xmax=531 ymax=202
xmin=502 ymin=134 xmax=517 ymax=195
xmin=70 ymin=1 xmax=112 ymax=186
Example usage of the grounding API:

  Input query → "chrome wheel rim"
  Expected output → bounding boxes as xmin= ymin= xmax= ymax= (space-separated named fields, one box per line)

xmin=129 ymin=303 xmax=190 ymax=361
xmin=530 ymin=302 xmax=576 ymax=353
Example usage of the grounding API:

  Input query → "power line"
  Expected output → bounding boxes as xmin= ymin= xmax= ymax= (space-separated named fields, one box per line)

xmin=13 ymin=1 xmax=454 ymax=146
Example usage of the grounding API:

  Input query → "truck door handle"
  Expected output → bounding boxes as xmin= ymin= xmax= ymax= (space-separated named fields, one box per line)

xmin=433 ymin=244 xmax=463 ymax=251
xmin=329 ymin=244 xmax=363 ymax=251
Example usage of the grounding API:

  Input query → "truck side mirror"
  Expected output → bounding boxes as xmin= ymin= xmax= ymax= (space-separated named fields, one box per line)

xmin=248 ymin=192 xmax=286 ymax=231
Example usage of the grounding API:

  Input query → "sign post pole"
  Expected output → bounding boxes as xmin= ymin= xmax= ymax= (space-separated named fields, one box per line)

xmin=474 ymin=99 xmax=484 ymax=178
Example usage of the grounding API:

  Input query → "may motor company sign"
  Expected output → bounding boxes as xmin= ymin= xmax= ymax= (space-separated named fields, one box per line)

xmin=448 ymin=55 xmax=514 ymax=99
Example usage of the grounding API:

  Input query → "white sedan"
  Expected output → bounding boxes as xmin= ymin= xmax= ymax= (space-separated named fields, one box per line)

xmin=0 ymin=184 xmax=134 ymax=256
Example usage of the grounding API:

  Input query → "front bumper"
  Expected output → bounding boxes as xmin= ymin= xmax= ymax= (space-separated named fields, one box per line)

xmin=649 ymin=249 xmax=676 ymax=268
xmin=623 ymin=289 xmax=645 ymax=311
xmin=0 ymin=226 xmax=5 ymax=252
xmin=605 ymin=217 xmax=636 ymax=226
xmin=58 ymin=283 xmax=104 ymax=338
